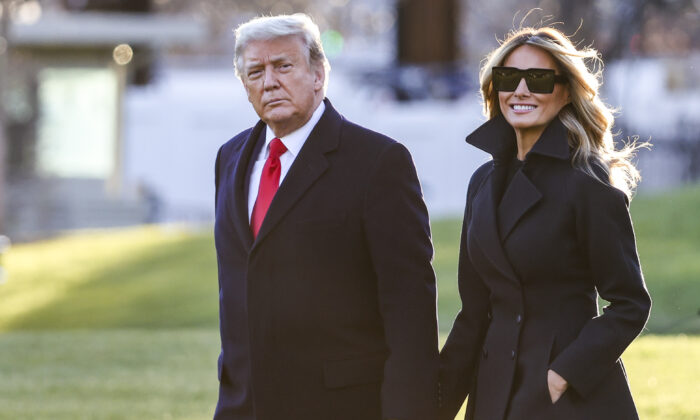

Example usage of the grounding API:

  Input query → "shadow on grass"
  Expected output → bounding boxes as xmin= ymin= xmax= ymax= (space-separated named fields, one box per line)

xmin=4 ymin=231 xmax=219 ymax=331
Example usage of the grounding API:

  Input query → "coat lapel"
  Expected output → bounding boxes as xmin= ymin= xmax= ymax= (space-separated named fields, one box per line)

xmin=228 ymin=120 xmax=266 ymax=251
xmin=469 ymin=161 xmax=522 ymax=284
xmin=465 ymin=115 xmax=569 ymax=283
xmin=251 ymin=99 xmax=341 ymax=249
xmin=497 ymin=171 xmax=542 ymax=241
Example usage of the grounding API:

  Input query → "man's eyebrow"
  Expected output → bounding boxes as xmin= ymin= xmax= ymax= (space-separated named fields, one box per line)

xmin=269 ymin=54 xmax=294 ymax=64
xmin=244 ymin=60 xmax=263 ymax=71
xmin=244 ymin=53 xmax=295 ymax=71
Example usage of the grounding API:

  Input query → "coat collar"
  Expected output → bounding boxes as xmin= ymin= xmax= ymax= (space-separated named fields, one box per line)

xmin=466 ymin=114 xmax=571 ymax=162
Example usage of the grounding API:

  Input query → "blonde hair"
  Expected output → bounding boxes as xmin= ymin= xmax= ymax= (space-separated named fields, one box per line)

xmin=479 ymin=26 xmax=646 ymax=198
xmin=234 ymin=13 xmax=330 ymax=93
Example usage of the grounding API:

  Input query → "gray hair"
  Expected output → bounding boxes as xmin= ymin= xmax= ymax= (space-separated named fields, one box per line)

xmin=234 ymin=13 xmax=330 ymax=92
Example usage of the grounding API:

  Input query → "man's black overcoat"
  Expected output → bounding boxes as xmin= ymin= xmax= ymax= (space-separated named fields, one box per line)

xmin=214 ymin=99 xmax=439 ymax=420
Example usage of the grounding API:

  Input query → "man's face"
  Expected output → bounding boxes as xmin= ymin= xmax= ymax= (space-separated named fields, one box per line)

xmin=241 ymin=35 xmax=325 ymax=137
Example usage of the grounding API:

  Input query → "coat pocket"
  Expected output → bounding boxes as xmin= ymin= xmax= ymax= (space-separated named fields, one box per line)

xmin=323 ymin=352 xmax=386 ymax=389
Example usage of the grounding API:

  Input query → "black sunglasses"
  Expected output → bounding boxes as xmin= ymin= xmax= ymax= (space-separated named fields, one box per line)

xmin=492 ymin=66 xmax=568 ymax=94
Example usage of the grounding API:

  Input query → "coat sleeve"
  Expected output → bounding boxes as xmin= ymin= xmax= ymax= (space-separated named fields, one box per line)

xmin=362 ymin=142 xmax=439 ymax=420
xmin=438 ymin=165 xmax=492 ymax=420
xmin=549 ymin=179 xmax=652 ymax=397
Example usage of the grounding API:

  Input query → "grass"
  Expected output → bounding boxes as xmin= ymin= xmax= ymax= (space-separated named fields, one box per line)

xmin=0 ymin=184 xmax=698 ymax=419
xmin=0 ymin=331 xmax=697 ymax=420
xmin=0 ymin=329 xmax=219 ymax=420
xmin=629 ymin=186 xmax=700 ymax=334
xmin=623 ymin=335 xmax=700 ymax=420
xmin=0 ymin=226 xmax=219 ymax=330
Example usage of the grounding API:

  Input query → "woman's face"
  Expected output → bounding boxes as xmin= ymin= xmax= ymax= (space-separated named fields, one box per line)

xmin=498 ymin=44 xmax=570 ymax=136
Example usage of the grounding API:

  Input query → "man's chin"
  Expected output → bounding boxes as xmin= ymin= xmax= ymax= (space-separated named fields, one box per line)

xmin=263 ymin=105 xmax=293 ymax=119
xmin=263 ymin=113 xmax=301 ymax=136
xmin=264 ymin=113 xmax=292 ymax=125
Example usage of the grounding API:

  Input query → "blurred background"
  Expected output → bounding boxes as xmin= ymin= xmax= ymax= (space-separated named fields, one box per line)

xmin=0 ymin=0 xmax=698 ymax=419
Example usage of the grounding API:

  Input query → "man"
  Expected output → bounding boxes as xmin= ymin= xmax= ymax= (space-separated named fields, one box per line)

xmin=213 ymin=14 xmax=438 ymax=420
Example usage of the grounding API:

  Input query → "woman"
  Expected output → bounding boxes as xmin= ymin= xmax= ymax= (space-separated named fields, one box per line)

xmin=439 ymin=27 xmax=651 ymax=420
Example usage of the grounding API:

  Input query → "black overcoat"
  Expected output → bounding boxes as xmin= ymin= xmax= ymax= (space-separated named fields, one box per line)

xmin=213 ymin=99 xmax=439 ymax=420
xmin=439 ymin=115 xmax=652 ymax=420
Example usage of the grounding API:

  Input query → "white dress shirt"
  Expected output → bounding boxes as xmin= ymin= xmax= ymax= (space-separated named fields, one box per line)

xmin=247 ymin=101 xmax=326 ymax=221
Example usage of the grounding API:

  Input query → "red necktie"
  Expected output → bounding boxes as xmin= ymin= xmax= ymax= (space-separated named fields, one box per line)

xmin=251 ymin=138 xmax=287 ymax=238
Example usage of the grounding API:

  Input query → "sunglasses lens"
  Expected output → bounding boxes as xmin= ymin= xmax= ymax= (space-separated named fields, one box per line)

xmin=493 ymin=68 xmax=521 ymax=92
xmin=525 ymin=69 xmax=555 ymax=93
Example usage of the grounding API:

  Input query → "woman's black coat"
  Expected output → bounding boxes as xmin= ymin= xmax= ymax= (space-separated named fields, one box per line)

xmin=439 ymin=115 xmax=652 ymax=420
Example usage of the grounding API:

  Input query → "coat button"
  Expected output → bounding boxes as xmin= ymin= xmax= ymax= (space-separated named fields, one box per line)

xmin=487 ymin=311 xmax=492 ymax=320
xmin=516 ymin=314 xmax=522 ymax=324
xmin=482 ymin=347 xmax=488 ymax=359
xmin=511 ymin=350 xmax=516 ymax=359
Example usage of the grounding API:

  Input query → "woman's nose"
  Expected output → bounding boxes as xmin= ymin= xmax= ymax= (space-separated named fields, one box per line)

xmin=513 ymin=77 xmax=530 ymax=95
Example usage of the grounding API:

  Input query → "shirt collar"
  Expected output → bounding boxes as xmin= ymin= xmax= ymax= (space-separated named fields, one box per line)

xmin=465 ymin=113 xmax=571 ymax=161
xmin=264 ymin=101 xmax=326 ymax=158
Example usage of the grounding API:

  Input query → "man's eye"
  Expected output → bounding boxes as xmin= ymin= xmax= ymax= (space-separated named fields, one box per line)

xmin=248 ymin=70 xmax=262 ymax=78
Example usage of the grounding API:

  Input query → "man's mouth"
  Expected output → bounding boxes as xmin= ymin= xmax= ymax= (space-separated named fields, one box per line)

xmin=266 ymin=99 xmax=286 ymax=106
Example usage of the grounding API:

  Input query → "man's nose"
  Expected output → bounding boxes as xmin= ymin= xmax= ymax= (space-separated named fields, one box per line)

xmin=513 ymin=77 xmax=530 ymax=95
xmin=263 ymin=68 xmax=280 ymax=90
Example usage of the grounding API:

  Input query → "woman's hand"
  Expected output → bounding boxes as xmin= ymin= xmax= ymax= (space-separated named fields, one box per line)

xmin=547 ymin=369 xmax=568 ymax=404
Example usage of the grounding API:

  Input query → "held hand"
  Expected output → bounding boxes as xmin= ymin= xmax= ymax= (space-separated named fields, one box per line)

xmin=547 ymin=369 xmax=568 ymax=404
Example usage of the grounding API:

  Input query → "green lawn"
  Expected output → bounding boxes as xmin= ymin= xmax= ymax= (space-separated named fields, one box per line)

xmin=0 ymin=226 xmax=219 ymax=330
xmin=629 ymin=186 xmax=700 ymax=334
xmin=0 ymin=184 xmax=699 ymax=419
xmin=0 ymin=331 xmax=697 ymax=420
xmin=0 ymin=329 xmax=219 ymax=420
